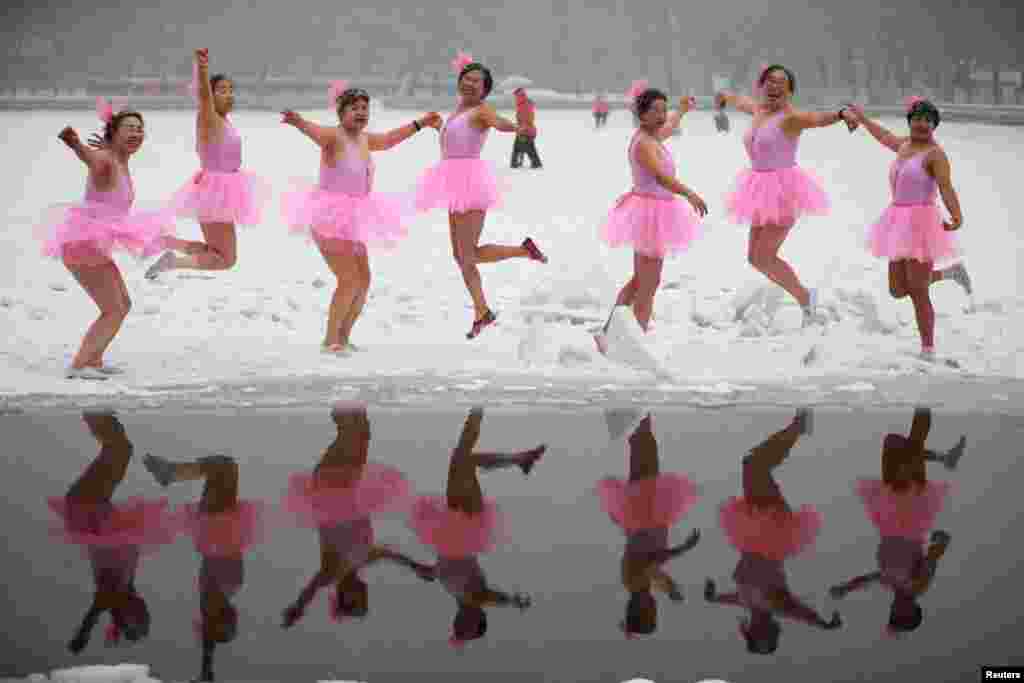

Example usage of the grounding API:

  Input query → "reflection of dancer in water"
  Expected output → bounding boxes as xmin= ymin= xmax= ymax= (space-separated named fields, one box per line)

xmin=704 ymin=409 xmax=842 ymax=654
xmin=594 ymin=410 xmax=700 ymax=637
xmin=829 ymin=407 xmax=964 ymax=635
xmin=281 ymin=404 xmax=435 ymax=628
xmin=407 ymin=407 xmax=544 ymax=647
xmin=143 ymin=451 xmax=270 ymax=682
xmin=49 ymin=412 xmax=178 ymax=654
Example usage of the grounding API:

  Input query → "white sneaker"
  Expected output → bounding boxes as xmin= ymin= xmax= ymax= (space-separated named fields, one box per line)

xmin=65 ymin=367 xmax=109 ymax=380
xmin=944 ymin=262 xmax=973 ymax=296
xmin=145 ymin=251 xmax=176 ymax=280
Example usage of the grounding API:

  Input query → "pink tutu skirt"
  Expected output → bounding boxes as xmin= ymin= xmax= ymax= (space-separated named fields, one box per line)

xmin=866 ymin=204 xmax=958 ymax=264
xmin=599 ymin=192 xmax=703 ymax=258
xmin=719 ymin=497 xmax=823 ymax=561
xmin=37 ymin=202 xmax=175 ymax=266
xmin=281 ymin=183 xmax=412 ymax=251
xmin=407 ymin=495 xmax=506 ymax=559
xmin=282 ymin=463 xmax=412 ymax=528
xmin=595 ymin=473 xmax=699 ymax=532
xmin=169 ymin=169 xmax=272 ymax=225
xmin=414 ymin=158 xmax=503 ymax=213
xmin=725 ymin=166 xmax=830 ymax=226
xmin=855 ymin=478 xmax=951 ymax=542
xmin=176 ymin=500 xmax=270 ymax=557
xmin=48 ymin=497 xmax=180 ymax=552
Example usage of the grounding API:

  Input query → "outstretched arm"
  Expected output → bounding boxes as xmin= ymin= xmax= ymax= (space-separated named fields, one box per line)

xmin=280 ymin=110 xmax=336 ymax=148
xmin=929 ymin=150 xmax=964 ymax=231
xmin=58 ymin=127 xmax=113 ymax=177
xmin=714 ymin=91 xmax=757 ymax=115
xmin=829 ymin=571 xmax=882 ymax=598
xmin=367 ymin=112 xmax=441 ymax=151
xmin=849 ymin=106 xmax=905 ymax=153
xmin=654 ymin=96 xmax=694 ymax=141
xmin=790 ymin=106 xmax=858 ymax=132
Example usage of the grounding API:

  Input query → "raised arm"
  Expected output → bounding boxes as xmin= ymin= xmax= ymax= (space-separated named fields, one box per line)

xmin=280 ymin=110 xmax=336 ymax=148
xmin=454 ymin=407 xmax=484 ymax=454
xmin=654 ymin=96 xmax=694 ymax=141
xmin=849 ymin=105 xmax=905 ymax=153
xmin=193 ymin=49 xmax=218 ymax=136
xmin=477 ymin=104 xmax=518 ymax=134
xmin=58 ymin=127 xmax=113 ymax=178
xmin=928 ymin=149 xmax=964 ymax=231
xmin=715 ymin=90 xmax=757 ymax=116
xmin=367 ymin=111 xmax=441 ymax=152
xmin=777 ymin=593 xmax=842 ymax=629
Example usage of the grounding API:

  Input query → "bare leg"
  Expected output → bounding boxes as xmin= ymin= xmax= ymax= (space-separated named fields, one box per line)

xmin=317 ymin=239 xmax=364 ymax=349
xmin=742 ymin=413 xmax=806 ymax=512
xmin=631 ymin=252 xmax=664 ymax=332
xmin=905 ymin=259 xmax=936 ymax=350
xmin=66 ymin=413 xmax=133 ymax=501
xmin=450 ymin=211 xmax=489 ymax=320
xmin=748 ymin=223 xmax=810 ymax=308
xmin=627 ymin=415 xmax=658 ymax=482
xmin=149 ymin=222 xmax=238 ymax=276
xmin=336 ymin=246 xmax=371 ymax=348
xmin=66 ymin=259 xmax=131 ymax=371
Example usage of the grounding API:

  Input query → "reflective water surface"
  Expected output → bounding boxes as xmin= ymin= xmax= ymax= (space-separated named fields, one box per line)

xmin=1 ymin=405 xmax=1022 ymax=682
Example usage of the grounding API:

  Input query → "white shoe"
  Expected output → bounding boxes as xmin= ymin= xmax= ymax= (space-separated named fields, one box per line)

xmin=93 ymin=364 xmax=125 ymax=375
xmin=944 ymin=262 xmax=973 ymax=296
xmin=65 ymin=367 xmax=109 ymax=380
xmin=919 ymin=347 xmax=936 ymax=362
xmin=801 ymin=288 xmax=820 ymax=328
xmin=145 ymin=251 xmax=176 ymax=280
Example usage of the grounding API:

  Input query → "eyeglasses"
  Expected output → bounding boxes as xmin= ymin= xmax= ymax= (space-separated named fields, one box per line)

xmin=340 ymin=88 xmax=369 ymax=100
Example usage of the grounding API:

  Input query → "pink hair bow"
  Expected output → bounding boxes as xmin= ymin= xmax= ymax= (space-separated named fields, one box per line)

xmin=904 ymin=95 xmax=925 ymax=113
xmin=95 ymin=97 xmax=114 ymax=123
xmin=451 ymin=50 xmax=474 ymax=74
xmin=626 ymin=79 xmax=649 ymax=101
xmin=328 ymin=79 xmax=349 ymax=109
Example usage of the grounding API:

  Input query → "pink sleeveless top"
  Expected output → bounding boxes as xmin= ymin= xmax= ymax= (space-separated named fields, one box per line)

xmin=629 ymin=132 xmax=674 ymax=198
xmin=85 ymin=166 xmax=134 ymax=213
xmin=442 ymin=108 xmax=488 ymax=160
xmin=198 ymin=118 xmax=242 ymax=173
xmin=320 ymin=138 xmax=374 ymax=196
xmin=745 ymin=111 xmax=798 ymax=171
xmin=890 ymin=150 xmax=937 ymax=206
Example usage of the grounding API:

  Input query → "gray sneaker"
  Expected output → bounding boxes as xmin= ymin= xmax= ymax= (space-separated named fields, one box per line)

xmin=145 ymin=252 xmax=176 ymax=280
xmin=944 ymin=262 xmax=973 ymax=296
xmin=143 ymin=453 xmax=176 ymax=487
xmin=943 ymin=436 xmax=966 ymax=470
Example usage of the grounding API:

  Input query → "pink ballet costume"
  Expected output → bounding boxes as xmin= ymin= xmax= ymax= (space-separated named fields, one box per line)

xmin=867 ymin=150 xmax=958 ymax=265
xmin=169 ymin=118 xmax=271 ymax=225
xmin=176 ymin=500 xmax=271 ymax=558
xmin=38 ymin=170 xmax=175 ymax=265
xmin=282 ymin=463 xmax=412 ymax=528
xmin=407 ymin=495 xmax=507 ymax=559
xmin=855 ymin=478 xmax=951 ymax=543
xmin=725 ymin=110 xmax=830 ymax=226
xmin=48 ymin=497 xmax=181 ymax=555
xmin=599 ymin=131 xmax=704 ymax=258
xmin=595 ymin=472 xmax=699 ymax=533
xmin=719 ymin=497 xmax=823 ymax=562
xmin=280 ymin=139 xmax=412 ymax=252
xmin=415 ymin=107 xmax=503 ymax=213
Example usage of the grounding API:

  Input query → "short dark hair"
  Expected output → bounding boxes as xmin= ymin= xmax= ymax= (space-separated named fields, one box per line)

xmin=103 ymin=110 xmax=144 ymax=142
xmin=459 ymin=62 xmax=493 ymax=97
xmin=759 ymin=64 xmax=798 ymax=95
xmin=634 ymin=88 xmax=667 ymax=116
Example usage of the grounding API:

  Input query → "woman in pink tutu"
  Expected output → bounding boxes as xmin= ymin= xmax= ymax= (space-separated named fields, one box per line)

xmin=280 ymin=83 xmax=442 ymax=354
xmin=715 ymin=65 xmax=859 ymax=325
xmin=281 ymin=404 xmax=436 ymax=628
xmin=50 ymin=412 xmax=179 ymax=654
xmin=142 ymin=450 xmax=270 ymax=682
xmin=830 ymin=407 xmax=964 ymax=635
xmin=847 ymin=99 xmax=973 ymax=360
xmin=415 ymin=53 xmax=549 ymax=339
xmin=594 ymin=87 xmax=707 ymax=352
xmin=704 ymin=409 xmax=843 ymax=654
xmin=146 ymin=48 xmax=272 ymax=279
xmin=407 ymin=407 xmax=544 ymax=647
xmin=594 ymin=409 xmax=701 ymax=637
xmin=592 ymin=94 xmax=609 ymax=128
xmin=41 ymin=102 xmax=175 ymax=379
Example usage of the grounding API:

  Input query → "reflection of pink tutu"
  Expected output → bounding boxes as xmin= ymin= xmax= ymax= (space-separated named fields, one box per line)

xmin=599 ymin=192 xmax=703 ymax=258
xmin=725 ymin=167 xmax=830 ymax=226
xmin=719 ymin=498 xmax=822 ymax=561
xmin=48 ymin=497 xmax=180 ymax=552
xmin=867 ymin=204 xmax=958 ymax=264
xmin=595 ymin=473 xmax=699 ymax=532
xmin=280 ymin=183 xmax=412 ymax=250
xmin=855 ymin=478 xmax=951 ymax=542
xmin=282 ymin=463 xmax=412 ymax=528
xmin=407 ymin=496 xmax=506 ymax=559
xmin=37 ymin=202 xmax=175 ymax=265
xmin=169 ymin=169 xmax=272 ymax=225
xmin=414 ymin=159 xmax=503 ymax=213
xmin=177 ymin=500 xmax=270 ymax=557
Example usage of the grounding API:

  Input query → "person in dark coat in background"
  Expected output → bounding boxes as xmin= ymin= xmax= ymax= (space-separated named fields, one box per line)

xmin=511 ymin=88 xmax=542 ymax=169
